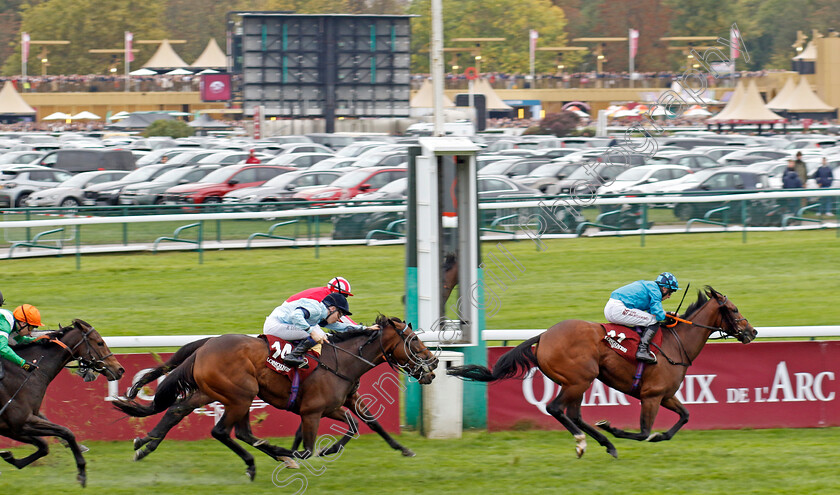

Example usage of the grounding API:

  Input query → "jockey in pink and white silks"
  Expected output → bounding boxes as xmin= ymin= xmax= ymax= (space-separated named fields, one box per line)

xmin=604 ymin=272 xmax=679 ymax=364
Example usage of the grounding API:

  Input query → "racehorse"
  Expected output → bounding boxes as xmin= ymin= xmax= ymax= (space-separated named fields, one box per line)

xmin=113 ymin=315 xmax=437 ymax=480
xmin=0 ymin=319 xmax=125 ymax=486
xmin=442 ymin=252 xmax=458 ymax=303
xmin=126 ymin=341 xmax=419 ymax=461
xmin=448 ymin=287 xmax=756 ymax=458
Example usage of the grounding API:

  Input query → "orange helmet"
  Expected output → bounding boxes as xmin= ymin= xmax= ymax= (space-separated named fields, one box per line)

xmin=13 ymin=304 xmax=42 ymax=327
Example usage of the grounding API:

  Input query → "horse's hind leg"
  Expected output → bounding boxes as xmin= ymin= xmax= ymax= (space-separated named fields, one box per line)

xmin=645 ymin=396 xmax=689 ymax=442
xmin=545 ymin=387 xmax=590 ymax=458
xmin=597 ymin=397 xmax=663 ymax=441
xmin=565 ymin=403 xmax=618 ymax=458
xmin=349 ymin=394 xmax=414 ymax=457
xmin=232 ymin=414 xmax=296 ymax=465
xmin=0 ymin=434 xmax=49 ymax=468
xmin=134 ymin=392 xmax=211 ymax=461
xmin=211 ymin=407 xmax=258 ymax=481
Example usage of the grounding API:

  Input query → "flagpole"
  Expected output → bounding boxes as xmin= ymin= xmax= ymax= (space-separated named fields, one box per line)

xmin=21 ymin=32 xmax=28 ymax=91
xmin=628 ymin=29 xmax=634 ymax=88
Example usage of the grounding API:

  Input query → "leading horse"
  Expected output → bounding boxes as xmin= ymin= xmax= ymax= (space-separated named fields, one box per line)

xmin=448 ymin=287 xmax=756 ymax=458
xmin=0 ymin=319 xmax=125 ymax=486
xmin=113 ymin=315 xmax=437 ymax=480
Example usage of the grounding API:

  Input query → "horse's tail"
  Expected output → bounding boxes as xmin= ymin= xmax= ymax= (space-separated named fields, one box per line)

xmin=126 ymin=337 xmax=212 ymax=399
xmin=113 ymin=353 xmax=199 ymax=418
xmin=447 ymin=335 xmax=541 ymax=382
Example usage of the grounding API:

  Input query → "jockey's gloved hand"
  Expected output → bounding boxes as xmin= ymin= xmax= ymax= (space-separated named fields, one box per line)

xmin=663 ymin=316 xmax=676 ymax=326
xmin=21 ymin=360 xmax=39 ymax=372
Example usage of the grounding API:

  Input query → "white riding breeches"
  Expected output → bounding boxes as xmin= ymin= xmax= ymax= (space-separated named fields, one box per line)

xmin=604 ymin=298 xmax=657 ymax=327
xmin=262 ymin=320 xmax=328 ymax=342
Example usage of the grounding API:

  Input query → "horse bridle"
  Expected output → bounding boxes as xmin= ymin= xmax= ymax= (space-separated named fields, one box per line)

xmin=657 ymin=294 xmax=749 ymax=367
xmin=377 ymin=320 xmax=435 ymax=379
xmin=48 ymin=323 xmax=114 ymax=375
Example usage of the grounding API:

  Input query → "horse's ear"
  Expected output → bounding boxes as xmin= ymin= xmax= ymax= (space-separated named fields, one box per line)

xmin=408 ymin=322 xmax=412 ymax=330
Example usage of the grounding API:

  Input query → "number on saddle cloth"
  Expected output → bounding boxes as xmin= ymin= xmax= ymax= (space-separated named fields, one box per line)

xmin=601 ymin=323 xmax=662 ymax=364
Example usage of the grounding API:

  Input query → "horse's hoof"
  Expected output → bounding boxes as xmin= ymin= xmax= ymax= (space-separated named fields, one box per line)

xmin=78 ymin=473 xmax=87 ymax=488
xmin=607 ymin=447 xmax=618 ymax=459
xmin=595 ymin=420 xmax=609 ymax=428
xmin=246 ymin=465 xmax=256 ymax=481
xmin=0 ymin=451 xmax=13 ymax=462
xmin=401 ymin=449 xmax=416 ymax=457
xmin=645 ymin=433 xmax=662 ymax=442
xmin=279 ymin=456 xmax=300 ymax=469
xmin=133 ymin=437 xmax=146 ymax=450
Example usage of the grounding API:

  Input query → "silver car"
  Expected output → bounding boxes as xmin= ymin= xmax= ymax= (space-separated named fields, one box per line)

xmin=25 ymin=170 xmax=130 ymax=208
xmin=0 ymin=165 xmax=73 ymax=207
xmin=118 ymin=164 xmax=222 ymax=205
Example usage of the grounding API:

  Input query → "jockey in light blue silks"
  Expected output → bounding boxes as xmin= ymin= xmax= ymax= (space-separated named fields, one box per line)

xmin=263 ymin=292 xmax=379 ymax=369
xmin=604 ymin=272 xmax=679 ymax=364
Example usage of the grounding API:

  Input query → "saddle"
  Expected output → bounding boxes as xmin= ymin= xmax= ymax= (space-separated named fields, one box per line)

xmin=258 ymin=335 xmax=320 ymax=380
xmin=600 ymin=323 xmax=663 ymax=364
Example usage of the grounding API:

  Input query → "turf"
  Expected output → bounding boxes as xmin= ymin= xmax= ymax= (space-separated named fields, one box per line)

xmin=2 ymin=428 xmax=839 ymax=494
xmin=2 ymin=230 xmax=838 ymax=338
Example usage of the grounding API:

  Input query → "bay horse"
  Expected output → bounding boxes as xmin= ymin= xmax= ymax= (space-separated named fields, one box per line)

xmin=126 ymin=338 xmax=419 ymax=461
xmin=113 ymin=315 xmax=437 ymax=480
xmin=0 ymin=319 xmax=125 ymax=486
xmin=448 ymin=287 xmax=756 ymax=458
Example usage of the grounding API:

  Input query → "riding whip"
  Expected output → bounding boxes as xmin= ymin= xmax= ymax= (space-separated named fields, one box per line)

xmin=0 ymin=354 xmax=43 ymax=417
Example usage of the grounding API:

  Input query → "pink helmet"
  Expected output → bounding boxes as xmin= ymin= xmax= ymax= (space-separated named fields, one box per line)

xmin=327 ymin=277 xmax=353 ymax=296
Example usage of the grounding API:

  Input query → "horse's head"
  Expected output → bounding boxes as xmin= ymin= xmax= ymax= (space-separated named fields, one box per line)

xmin=376 ymin=315 xmax=438 ymax=384
xmin=704 ymin=287 xmax=757 ymax=344
xmin=56 ymin=319 xmax=125 ymax=381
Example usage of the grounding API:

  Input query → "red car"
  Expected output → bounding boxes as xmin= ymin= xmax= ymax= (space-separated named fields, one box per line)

xmin=292 ymin=167 xmax=406 ymax=202
xmin=162 ymin=164 xmax=297 ymax=204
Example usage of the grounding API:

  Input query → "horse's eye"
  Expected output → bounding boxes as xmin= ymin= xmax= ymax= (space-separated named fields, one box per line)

xmin=97 ymin=342 xmax=104 ymax=346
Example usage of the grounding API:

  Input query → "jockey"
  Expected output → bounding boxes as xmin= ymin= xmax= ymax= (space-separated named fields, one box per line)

xmin=604 ymin=272 xmax=679 ymax=364
xmin=286 ymin=277 xmax=357 ymax=325
xmin=0 ymin=303 xmax=43 ymax=379
xmin=263 ymin=292 xmax=379 ymax=369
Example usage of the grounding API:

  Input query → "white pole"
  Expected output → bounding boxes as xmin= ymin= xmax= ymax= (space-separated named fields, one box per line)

xmin=431 ymin=0 xmax=445 ymax=136
xmin=21 ymin=32 xmax=28 ymax=90
xmin=628 ymin=29 xmax=634 ymax=88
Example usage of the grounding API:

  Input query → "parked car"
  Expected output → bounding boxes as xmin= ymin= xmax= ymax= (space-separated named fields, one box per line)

xmin=0 ymin=151 xmax=45 ymax=167
xmin=351 ymin=147 xmax=411 ymax=168
xmin=513 ymin=162 xmax=583 ymax=193
xmin=648 ymin=151 xmax=721 ymax=170
xmin=292 ymin=167 xmax=407 ymax=203
xmin=477 ymin=158 xmax=552 ymax=180
xmin=33 ymin=149 xmax=136 ymax=172
xmin=596 ymin=165 xmax=693 ymax=195
xmin=193 ymin=150 xmax=273 ymax=167
xmin=271 ymin=142 xmax=335 ymax=155
xmin=547 ymin=163 xmax=628 ymax=196
xmin=161 ymin=164 xmax=297 ymax=205
xmin=0 ymin=165 xmax=73 ymax=207
xmin=716 ymin=149 xmax=789 ymax=165
xmin=265 ymin=152 xmax=334 ymax=168
xmin=658 ymin=168 xmax=772 ymax=220
xmin=335 ymin=141 xmax=392 ymax=158
xmin=25 ymin=170 xmax=130 ymax=208
xmin=82 ymin=162 xmax=184 ymax=205
xmin=222 ymin=170 xmax=344 ymax=206
xmin=308 ymin=157 xmax=359 ymax=170
xmin=118 ymin=164 xmax=222 ymax=205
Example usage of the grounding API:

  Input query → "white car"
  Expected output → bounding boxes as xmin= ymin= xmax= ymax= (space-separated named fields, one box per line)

xmin=597 ymin=165 xmax=693 ymax=195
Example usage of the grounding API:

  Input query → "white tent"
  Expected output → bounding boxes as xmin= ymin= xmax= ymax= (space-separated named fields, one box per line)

xmin=766 ymin=76 xmax=797 ymax=109
xmin=792 ymin=41 xmax=817 ymax=62
xmin=769 ymin=77 xmax=834 ymax=113
xmin=129 ymin=68 xmax=157 ymax=76
xmin=165 ymin=68 xmax=193 ymax=76
xmin=708 ymin=80 xmax=784 ymax=124
xmin=142 ymin=39 xmax=189 ymax=70
xmin=191 ymin=38 xmax=227 ymax=69
xmin=43 ymin=111 xmax=71 ymax=121
xmin=707 ymin=80 xmax=745 ymax=123
xmin=110 ymin=111 xmax=131 ymax=120
xmin=410 ymin=79 xmax=454 ymax=116
xmin=472 ymin=78 xmax=513 ymax=110
xmin=0 ymin=81 xmax=36 ymax=115
xmin=71 ymin=111 xmax=101 ymax=120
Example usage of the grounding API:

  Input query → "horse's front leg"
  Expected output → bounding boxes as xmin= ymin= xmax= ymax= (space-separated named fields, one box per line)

xmin=296 ymin=412 xmax=323 ymax=459
xmin=646 ymin=395 xmax=689 ymax=442
xmin=134 ymin=392 xmax=211 ymax=461
xmin=596 ymin=396 xmax=663 ymax=441
xmin=19 ymin=416 xmax=88 ymax=487
xmin=0 ymin=434 xmax=49 ymax=469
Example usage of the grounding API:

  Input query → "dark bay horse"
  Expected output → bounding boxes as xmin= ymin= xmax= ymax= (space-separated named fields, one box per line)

xmin=448 ymin=287 xmax=756 ymax=458
xmin=0 ymin=319 xmax=125 ymax=486
xmin=113 ymin=316 xmax=437 ymax=480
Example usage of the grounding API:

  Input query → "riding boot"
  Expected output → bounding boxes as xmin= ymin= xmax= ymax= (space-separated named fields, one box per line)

xmin=283 ymin=337 xmax=318 ymax=369
xmin=635 ymin=324 xmax=659 ymax=364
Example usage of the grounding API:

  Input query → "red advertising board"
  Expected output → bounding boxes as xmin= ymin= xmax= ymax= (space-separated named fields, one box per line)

xmin=3 ymin=352 xmax=400 ymax=445
xmin=200 ymin=74 xmax=232 ymax=102
xmin=488 ymin=341 xmax=840 ymax=431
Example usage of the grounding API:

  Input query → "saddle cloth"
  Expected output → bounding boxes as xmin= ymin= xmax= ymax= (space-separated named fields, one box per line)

xmin=261 ymin=335 xmax=320 ymax=381
xmin=600 ymin=323 xmax=663 ymax=364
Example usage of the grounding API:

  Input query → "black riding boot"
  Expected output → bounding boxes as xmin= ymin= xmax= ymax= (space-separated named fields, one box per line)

xmin=635 ymin=324 xmax=659 ymax=364
xmin=283 ymin=337 xmax=318 ymax=369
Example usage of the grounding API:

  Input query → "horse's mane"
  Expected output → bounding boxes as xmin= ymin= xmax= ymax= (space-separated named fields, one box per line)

xmin=330 ymin=328 xmax=378 ymax=343
xmin=17 ymin=319 xmax=90 ymax=349
xmin=681 ymin=286 xmax=736 ymax=329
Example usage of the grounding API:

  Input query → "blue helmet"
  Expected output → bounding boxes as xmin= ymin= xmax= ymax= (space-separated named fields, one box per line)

xmin=322 ymin=293 xmax=352 ymax=316
xmin=655 ymin=272 xmax=679 ymax=291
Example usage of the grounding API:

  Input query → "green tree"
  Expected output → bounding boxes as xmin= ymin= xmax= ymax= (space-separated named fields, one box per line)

xmin=533 ymin=111 xmax=579 ymax=137
xmin=143 ymin=119 xmax=194 ymax=138
xmin=408 ymin=0 xmax=570 ymax=74
xmin=3 ymin=0 xmax=167 ymax=76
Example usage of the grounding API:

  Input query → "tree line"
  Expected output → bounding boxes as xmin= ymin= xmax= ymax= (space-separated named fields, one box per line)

xmin=1 ymin=0 xmax=838 ymax=76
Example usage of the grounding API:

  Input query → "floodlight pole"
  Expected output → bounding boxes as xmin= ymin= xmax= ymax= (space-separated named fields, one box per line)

xmin=430 ymin=0 xmax=444 ymax=136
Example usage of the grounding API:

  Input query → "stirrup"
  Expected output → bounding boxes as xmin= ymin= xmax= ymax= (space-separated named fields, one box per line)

xmin=635 ymin=350 xmax=657 ymax=364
